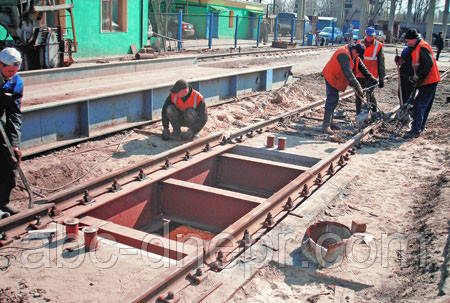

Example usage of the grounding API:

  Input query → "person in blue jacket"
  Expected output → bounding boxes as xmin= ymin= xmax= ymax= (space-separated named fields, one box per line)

xmin=0 ymin=48 xmax=23 ymax=213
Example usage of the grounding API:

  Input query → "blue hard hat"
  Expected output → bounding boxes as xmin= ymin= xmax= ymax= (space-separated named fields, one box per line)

xmin=365 ymin=27 xmax=376 ymax=36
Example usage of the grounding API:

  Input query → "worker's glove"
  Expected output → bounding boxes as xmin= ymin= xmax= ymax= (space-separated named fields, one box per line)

xmin=369 ymin=77 xmax=378 ymax=87
xmin=12 ymin=146 xmax=21 ymax=165
xmin=394 ymin=55 xmax=403 ymax=65
xmin=162 ymin=128 xmax=170 ymax=141
xmin=409 ymin=75 xmax=419 ymax=86
xmin=378 ymin=79 xmax=384 ymax=88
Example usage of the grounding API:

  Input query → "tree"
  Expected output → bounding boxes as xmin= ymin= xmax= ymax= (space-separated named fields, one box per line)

xmin=387 ymin=0 xmax=397 ymax=43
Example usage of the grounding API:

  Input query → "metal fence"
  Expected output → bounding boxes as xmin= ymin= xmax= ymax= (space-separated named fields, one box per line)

xmin=148 ymin=12 xmax=314 ymax=52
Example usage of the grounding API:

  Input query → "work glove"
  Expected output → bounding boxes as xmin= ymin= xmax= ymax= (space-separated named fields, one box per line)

xmin=12 ymin=146 xmax=21 ymax=165
xmin=394 ymin=55 xmax=402 ymax=65
xmin=378 ymin=79 xmax=384 ymax=88
xmin=162 ymin=128 xmax=170 ymax=141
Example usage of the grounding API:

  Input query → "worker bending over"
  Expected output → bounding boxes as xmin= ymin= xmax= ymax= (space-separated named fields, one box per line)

xmin=356 ymin=27 xmax=385 ymax=115
xmin=0 ymin=48 xmax=23 ymax=213
xmin=322 ymin=43 xmax=377 ymax=134
xmin=161 ymin=80 xmax=207 ymax=141
xmin=395 ymin=29 xmax=441 ymax=139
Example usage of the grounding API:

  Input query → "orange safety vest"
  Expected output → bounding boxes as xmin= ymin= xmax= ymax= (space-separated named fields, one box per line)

xmin=170 ymin=89 xmax=203 ymax=111
xmin=411 ymin=40 xmax=441 ymax=86
xmin=322 ymin=45 xmax=360 ymax=92
xmin=356 ymin=39 xmax=382 ymax=79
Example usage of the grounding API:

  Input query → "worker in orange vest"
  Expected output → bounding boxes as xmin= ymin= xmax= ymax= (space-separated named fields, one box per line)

xmin=395 ymin=29 xmax=441 ymax=139
xmin=161 ymin=80 xmax=207 ymax=141
xmin=322 ymin=43 xmax=378 ymax=134
xmin=356 ymin=27 xmax=385 ymax=115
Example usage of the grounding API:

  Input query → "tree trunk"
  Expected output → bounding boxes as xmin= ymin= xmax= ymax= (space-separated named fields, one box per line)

xmin=387 ymin=0 xmax=397 ymax=43
xmin=425 ymin=0 xmax=436 ymax=43
xmin=295 ymin=0 xmax=305 ymax=41
xmin=443 ymin=0 xmax=449 ymax=42
xmin=406 ymin=0 xmax=414 ymax=27
xmin=359 ymin=0 xmax=369 ymax=39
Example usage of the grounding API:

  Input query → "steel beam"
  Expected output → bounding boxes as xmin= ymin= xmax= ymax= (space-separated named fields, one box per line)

xmin=21 ymin=65 xmax=292 ymax=155
xmin=161 ymin=178 xmax=264 ymax=230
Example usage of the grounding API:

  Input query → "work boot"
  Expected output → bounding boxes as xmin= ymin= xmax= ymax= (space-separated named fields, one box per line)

xmin=171 ymin=127 xmax=181 ymax=139
xmin=181 ymin=129 xmax=194 ymax=141
xmin=322 ymin=110 xmax=334 ymax=134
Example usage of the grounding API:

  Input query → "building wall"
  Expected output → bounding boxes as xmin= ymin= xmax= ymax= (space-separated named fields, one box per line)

xmin=172 ymin=0 xmax=262 ymax=40
xmin=72 ymin=1 xmax=148 ymax=58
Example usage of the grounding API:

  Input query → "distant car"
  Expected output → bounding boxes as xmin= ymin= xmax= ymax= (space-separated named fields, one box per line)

xmin=166 ymin=18 xmax=195 ymax=39
xmin=352 ymin=29 xmax=360 ymax=41
xmin=318 ymin=27 xmax=344 ymax=44
xmin=375 ymin=30 xmax=385 ymax=42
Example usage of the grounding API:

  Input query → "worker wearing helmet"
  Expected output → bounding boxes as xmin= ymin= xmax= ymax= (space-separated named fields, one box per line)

xmin=161 ymin=80 xmax=208 ymax=141
xmin=322 ymin=43 xmax=378 ymax=134
xmin=355 ymin=27 xmax=386 ymax=115
xmin=0 ymin=47 xmax=23 ymax=214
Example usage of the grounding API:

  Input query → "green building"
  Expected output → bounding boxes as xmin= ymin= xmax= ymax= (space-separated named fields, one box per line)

xmin=72 ymin=0 xmax=148 ymax=58
xmin=152 ymin=0 xmax=265 ymax=40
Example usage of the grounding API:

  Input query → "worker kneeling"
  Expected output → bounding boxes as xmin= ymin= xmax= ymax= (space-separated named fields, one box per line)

xmin=161 ymin=80 xmax=207 ymax=141
xmin=322 ymin=43 xmax=378 ymax=134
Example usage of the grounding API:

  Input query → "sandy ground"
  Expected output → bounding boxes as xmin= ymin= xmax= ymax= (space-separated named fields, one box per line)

xmin=2 ymin=47 xmax=449 ymax=302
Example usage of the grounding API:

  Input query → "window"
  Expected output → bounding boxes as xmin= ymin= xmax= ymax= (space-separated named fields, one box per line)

xmin=229 ymin=11 xmax=234 ymax=28
xmin=101 ymin=0 xmax=127 ymax=32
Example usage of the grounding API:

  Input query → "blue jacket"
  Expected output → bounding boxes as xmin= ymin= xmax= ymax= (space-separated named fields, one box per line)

xmin=1 ymin=73 xmax=23 ymax=147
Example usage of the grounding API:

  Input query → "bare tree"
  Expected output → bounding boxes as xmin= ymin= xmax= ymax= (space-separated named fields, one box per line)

xmin=443 ymin=0 xmax=449 ymax=39
xmin=387 ymin=0 xmax=397 ymax=42
xmin=150 ymin=0 xmax=175 ymax=37
xmin=406 ymin=0 xmax=414 ymax=27
xmin=425 ymin=0 xmax=436 ymax=42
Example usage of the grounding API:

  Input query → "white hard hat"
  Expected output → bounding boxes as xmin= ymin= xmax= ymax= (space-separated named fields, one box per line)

xmin=0 ymin=48 xmax=22 ymax=66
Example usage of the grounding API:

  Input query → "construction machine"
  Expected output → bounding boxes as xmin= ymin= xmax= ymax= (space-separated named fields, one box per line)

xmin=0 ymin=0 xmax=77 ymax=70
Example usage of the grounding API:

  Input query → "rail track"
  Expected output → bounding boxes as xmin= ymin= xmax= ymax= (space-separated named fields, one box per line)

xmin=197 ymin=45 xmax=339 ymax=62
xmin=1 ymin=68 xmax=448 ymax=303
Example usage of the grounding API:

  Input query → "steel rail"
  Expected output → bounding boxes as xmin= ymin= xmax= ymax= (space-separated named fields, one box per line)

xmin=0 ymin=71 xmax=400 ymax=238
xmin=198 ymin=45 xmax=339 ymax=60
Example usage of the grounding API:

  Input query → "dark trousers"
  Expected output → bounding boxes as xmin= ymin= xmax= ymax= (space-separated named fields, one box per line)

xmin=436 ymin=48 xmax=442 ymax=61
xmin=324 ymin=80 xmax=339 ymax=112
xmin=0 ymin=167 xmax=16 ymax=208
xmin=166 ymin=105 xmax=206 ymax=134
xmin=411 ymin=82 xmax=438 ymax=133
xmin=357 ymin=78 xmax=377 ymax=113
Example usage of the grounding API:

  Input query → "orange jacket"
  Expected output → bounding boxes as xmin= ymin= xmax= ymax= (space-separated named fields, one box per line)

xmin=356 ymin=39 xmax=382 ymax=78
xmin=170 ymin=89 xmax=203 ymax=111
xmin=411 ymin=40 xmax=441 ymax=86
xmin=322 ymin=45 xmax=360 ymax=92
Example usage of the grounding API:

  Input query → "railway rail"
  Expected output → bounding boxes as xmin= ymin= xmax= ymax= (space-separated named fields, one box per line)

xmin=1 ymin=68 xmax=448 ymax=303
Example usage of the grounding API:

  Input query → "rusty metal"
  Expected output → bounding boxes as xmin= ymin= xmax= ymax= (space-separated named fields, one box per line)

xmin=263 ymin=212 xmax=274 ymax=228
xmin=111 ymin=179 xmax=121 ymax=192
xmin=81 ymin=190 xmax=95 ymax=205
xmin=183 ymin=151 xmax=191 ymax=161
xmin=301 ymin=184 xmax=310 ymax=197
xmin=137 ymin=169 xmax=146 ymax=181
xmin=283 ymin=197 xmax=294 ymax=210
xmin=301 ymin=221 xmax=352 ymax=267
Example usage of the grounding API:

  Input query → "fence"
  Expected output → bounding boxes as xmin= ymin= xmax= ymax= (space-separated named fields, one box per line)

xmin=148 ymin=12 xmax=318 ymax=52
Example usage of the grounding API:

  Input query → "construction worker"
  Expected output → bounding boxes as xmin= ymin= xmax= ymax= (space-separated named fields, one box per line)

xmin=433 ymin=32 xmax=444 ymax=61
xmin=395 ymin=29 xmax=441 ymax=138
xmin=0 ymin=48 xmax=23 ymax=213
xmin=322 ymin=43 xmax=377 ymax=134
xmin=356 ymin=27 xmax=385 ymax=115
xmin=397 ymin=45 xmax=415 ymax=104
xmin=161 ymin=79 xmax=207 ymax=141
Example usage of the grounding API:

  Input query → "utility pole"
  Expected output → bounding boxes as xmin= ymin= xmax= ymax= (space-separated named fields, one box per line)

xmin=387 ymin=0 xmax=397 ymax=43
xmin=425 ymin=0 xmax=436 ymax=43
xmin=406 ymin=0 xmax=414 ymax=27
xmin=442 ymin=0 xmax=449 ymax=41
xmin=337 ymin=0 xmax=345 ymax=30
xmin=295 ymin=0 xmax=305 ymax=41
xmin=359 ymin=0 xmax=369 ymax=38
